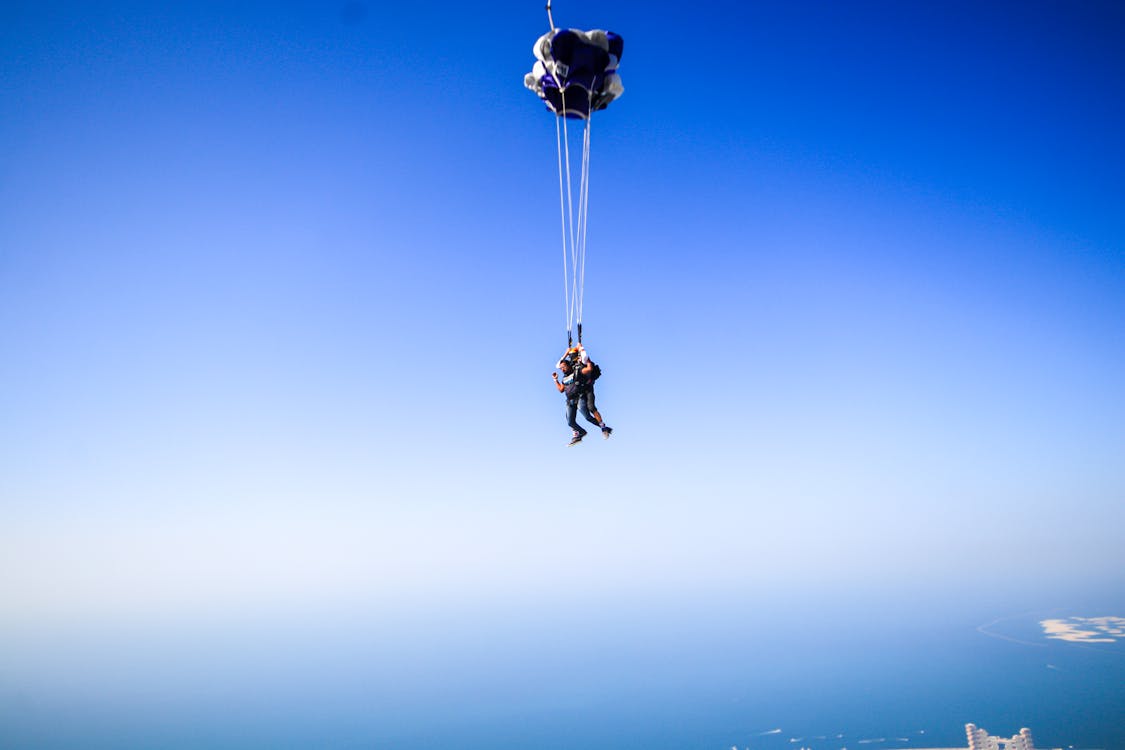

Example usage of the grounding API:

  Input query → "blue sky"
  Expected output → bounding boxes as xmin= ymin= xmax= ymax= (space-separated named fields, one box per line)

xmin=1 ymin=1 xmax=1124 ymax=746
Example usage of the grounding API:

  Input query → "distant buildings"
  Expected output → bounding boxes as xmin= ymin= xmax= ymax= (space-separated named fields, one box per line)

xmin=906 ymin=724 xmax=1056 ymax=750
xmin=734 ymin=723 xmax=1062 ymax=750
xmin=966 ymin=724 xmax=1036 ymax=750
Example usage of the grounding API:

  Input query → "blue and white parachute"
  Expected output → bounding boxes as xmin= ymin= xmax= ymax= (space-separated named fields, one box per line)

xmin=524 ymin=28 xmax=624 ymax=119
xmin=526 ymin=14 xmax=624 ymax=348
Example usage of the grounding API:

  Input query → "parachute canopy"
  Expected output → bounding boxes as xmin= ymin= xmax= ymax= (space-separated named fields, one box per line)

xmin=524 ymin=29 xmax=624 ymax=119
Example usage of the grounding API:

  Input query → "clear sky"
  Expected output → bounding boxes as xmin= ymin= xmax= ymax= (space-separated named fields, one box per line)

xmin=2 ymin=1 xmax=1124 ymax=747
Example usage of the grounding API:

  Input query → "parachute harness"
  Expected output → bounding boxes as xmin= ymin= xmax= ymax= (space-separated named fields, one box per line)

xmin=526 ymin=3 xmax=622 ymax=348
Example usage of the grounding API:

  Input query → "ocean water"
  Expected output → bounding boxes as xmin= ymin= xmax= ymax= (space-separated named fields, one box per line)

xmin=2 ymin=588 xmax=1123 ymax=750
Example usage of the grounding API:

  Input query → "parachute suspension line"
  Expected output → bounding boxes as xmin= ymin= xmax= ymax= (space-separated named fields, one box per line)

xmin=563 ymin=109 xmax=581 ymax=343
xmin=547 ymin=53 xmax=598 ymax=347
xmin=574 ymin=116 xmax=586 ymax=342
xmin=556 ymin=84 xmax=583 ymax=347
xmin=545 ymin=1 xmax=556 ymax=32
xmin=576 ymin=108 xmax=593 ymax=343
xmin=554 ymin=113 xmax=572 ymax=346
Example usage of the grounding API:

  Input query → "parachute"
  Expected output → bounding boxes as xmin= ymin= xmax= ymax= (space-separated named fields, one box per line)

xmin=524 ymin=29 xmax=624 ymax=119
xmin=524 ymin=3 xmax=623 ymax=347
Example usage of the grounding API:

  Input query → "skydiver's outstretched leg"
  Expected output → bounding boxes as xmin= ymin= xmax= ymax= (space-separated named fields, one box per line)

xmin=580 ymin=390 xmax=612 ymax=439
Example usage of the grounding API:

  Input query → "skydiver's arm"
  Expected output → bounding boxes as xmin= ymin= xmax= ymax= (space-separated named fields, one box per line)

xmin=552 ymin=372 xmax=564 ymax=392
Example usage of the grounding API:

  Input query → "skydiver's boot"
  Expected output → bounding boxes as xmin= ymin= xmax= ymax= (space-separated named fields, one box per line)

xmin=568 ymin=430 xmax=586 ymax=447
xmin=602 ymin=426 xmax=613 ymax=440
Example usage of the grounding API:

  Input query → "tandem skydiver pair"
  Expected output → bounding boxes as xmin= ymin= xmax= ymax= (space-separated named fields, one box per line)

xmin=552 ymin=343 xmax=612 ymax=446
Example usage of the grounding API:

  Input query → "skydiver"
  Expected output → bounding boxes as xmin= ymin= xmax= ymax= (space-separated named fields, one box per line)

xmin=551 ymin=344 xmax=612 ymax=446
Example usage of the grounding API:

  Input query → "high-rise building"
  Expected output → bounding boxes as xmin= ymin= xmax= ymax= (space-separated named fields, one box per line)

xmin=966 ymin=723 xmax=1035 ymax=750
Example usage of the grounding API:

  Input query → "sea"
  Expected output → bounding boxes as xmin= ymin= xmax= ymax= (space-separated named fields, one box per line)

xmin=2 ymin=586 xmax=1123 ymax=750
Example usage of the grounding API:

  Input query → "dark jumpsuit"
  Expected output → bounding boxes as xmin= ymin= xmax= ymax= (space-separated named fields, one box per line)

xmin=563 ymin=371 xmax=601 ymax=435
